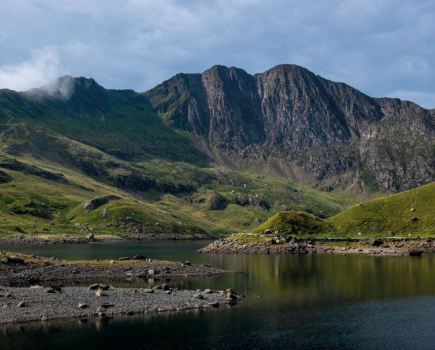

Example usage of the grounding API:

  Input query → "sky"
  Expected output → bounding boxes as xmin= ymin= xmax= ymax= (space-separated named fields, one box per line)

xmin=0 ymin=0 xmax=434 ymax=108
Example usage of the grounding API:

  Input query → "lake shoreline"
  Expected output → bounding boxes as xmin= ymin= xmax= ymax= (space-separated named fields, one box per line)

xmin=0 ymin=252 xmax=241 ymax=325
xmin=0 ymin=285 xmax=240 ymax=325
xmin=199 ymin=237 xmax=433 ymax=256
xmin=0 ymin=251 xmax=229 ymax=287
xmin=0 ymin=233 xmax=223 ymax=245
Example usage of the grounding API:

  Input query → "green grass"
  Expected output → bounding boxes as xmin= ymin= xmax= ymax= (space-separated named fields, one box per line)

xmin=253 ymin=211 xmax=334 ymax=236
xmin=246 ymin=180 xmax=435 ymax=240
xmin=0 ymin=79 xmax=364 ymax=238
xmin=327 ymin=181 xmax=435 ymax=236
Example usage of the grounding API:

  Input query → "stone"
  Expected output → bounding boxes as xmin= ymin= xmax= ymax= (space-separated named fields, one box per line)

xmin=41 ymin=316 xmax=48 ymax=322
xmin=84 ymin=195 xmax=120 ymax=212
xmin=119 ymin=257 xmax=130 ymax=261
xmin=144 ymin=289 xmax=154 ymax=293
xmin=88 ymin=284 xmax=100 ymax=290
xmin=208 ymin=302 xmax=220 ymax=308
xmin=1 ymin=257 xmax=8 ymax=264
xmin=17 ymin=301 xmax=26 ymax=307
xmin=100 ymin=303 xmax=114 ymax=309
xmin=96 ymin=288 xmax=104 ymax=297
xmin=78 ymin=304 xmax=89 ymax=309
xmin=9 ymin=256 xmax=25 ymax=264
xmin=367 ymin=238 xmax=383 ymax=247
xmin=133 ymin=255 xmax=146 ymax=260
xmin=264 ymin=229 xmax=272 ymax=234
xmin=192 ymin=293 xmax=203 ymax=299
xmin=409 ymin=249 xmax=423 ymax=256
xmin=204 ymin=289 xmax=212 ymax=294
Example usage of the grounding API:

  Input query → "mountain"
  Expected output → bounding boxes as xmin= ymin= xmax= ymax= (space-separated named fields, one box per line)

xmin=146 ymin=64 xmax=435 ymax=193
xmin=0 ymin=63 xmax=434 ymax=238
xmin=0 ymin=73 xmax=355 ymax=238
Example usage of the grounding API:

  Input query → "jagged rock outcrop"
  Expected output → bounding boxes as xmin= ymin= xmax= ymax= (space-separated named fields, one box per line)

xmin=146 ymin=64 xmax=435 ymax=192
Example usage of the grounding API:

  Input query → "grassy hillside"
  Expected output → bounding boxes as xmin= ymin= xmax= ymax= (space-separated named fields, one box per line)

xmin=250 ymin=180 xmax=435 ymax=238
xmin=327 ymin=181 xmax=435 ymax=236
xmin=253 ymin=211 xmax=334 ymax=236
xmin=0 ymin=78 xmax=361 ymax=238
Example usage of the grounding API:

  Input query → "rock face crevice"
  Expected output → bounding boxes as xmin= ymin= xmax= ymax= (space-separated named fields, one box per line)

xmin=146 ymin=64 xmax=435 ymax=193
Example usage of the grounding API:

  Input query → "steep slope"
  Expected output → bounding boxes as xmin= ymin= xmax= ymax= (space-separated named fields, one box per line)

xmin=0 ymin=77 xmax=356 ymax=237
xmin=0 ymin=76 xmax=205 ymax=163
xmin=146 ymin=64 xmax=435 ymax=193
xmin=327 ymin=181 xmax=435 ymax=236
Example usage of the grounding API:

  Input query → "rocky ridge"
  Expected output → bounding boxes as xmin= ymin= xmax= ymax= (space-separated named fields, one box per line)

xmin=146 ymin=64 xmax=435 ymax=193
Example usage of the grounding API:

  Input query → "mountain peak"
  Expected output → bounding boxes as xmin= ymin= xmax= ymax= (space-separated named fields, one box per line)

xmin=23 ymin=75 xmax=103 ymax=101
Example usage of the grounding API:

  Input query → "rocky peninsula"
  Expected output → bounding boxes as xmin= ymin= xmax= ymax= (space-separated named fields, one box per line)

xmin=199 ymin=235 xmax=433 ymax=256
xmin=0 ymin=251 xmax=242 ymax=324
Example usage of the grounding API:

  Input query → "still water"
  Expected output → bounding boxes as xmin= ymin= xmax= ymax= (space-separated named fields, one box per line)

xmin=2 ymin=241 xmax=435 ymax=349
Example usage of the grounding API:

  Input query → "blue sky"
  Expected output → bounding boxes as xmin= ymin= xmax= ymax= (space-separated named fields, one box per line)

xmin=0 ymin=0 xmax=434 ymax=108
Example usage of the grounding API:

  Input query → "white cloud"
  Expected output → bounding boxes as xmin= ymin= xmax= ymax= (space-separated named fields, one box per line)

xmin=0 ymin=47 xmax=65 ymax=92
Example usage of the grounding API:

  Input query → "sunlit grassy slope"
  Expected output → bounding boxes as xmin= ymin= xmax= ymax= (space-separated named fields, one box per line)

xmin=252 ymin=181 xmax=435 ymax=238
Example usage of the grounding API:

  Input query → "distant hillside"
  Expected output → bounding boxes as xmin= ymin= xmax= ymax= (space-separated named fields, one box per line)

xmin=327 ymin=181 xmax=435 ymax=236
xmin=254 ymin=181 xmax=435 ymax=237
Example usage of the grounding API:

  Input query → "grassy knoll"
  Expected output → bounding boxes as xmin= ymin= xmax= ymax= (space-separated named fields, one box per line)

xmin=250 ymin=180 xmax=435 ymax=238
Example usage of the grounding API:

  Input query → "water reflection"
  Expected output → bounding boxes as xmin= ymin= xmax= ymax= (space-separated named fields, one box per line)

xmin=2 ymin=242 xmax=435 ymax=349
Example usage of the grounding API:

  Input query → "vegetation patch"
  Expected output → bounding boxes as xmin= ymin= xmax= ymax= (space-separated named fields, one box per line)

xmin=254 ymin=210 xmax=333 ymax=236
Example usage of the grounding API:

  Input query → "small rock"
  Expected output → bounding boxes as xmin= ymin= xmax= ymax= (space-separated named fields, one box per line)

xmin=144 ymin=289 xmax=154 ymax=293
xmin=119 ymin=257 xmax=130 ymax=261
xmin=78 ymin=304 xmax=89 ymax=309
xmin=1 ymin=257 xmax=8 ymax=264
xmin=17 ymin=301 xmax=26 ymax=307
xmin=41 ymin=316 xmax=48 ymax=322
xmin=133 ymin=255 xmax=146 ymax=260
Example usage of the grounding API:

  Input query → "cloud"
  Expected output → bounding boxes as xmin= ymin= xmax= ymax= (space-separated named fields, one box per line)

xmin=0 ymin=48 xmax=65 ymax=92
xmin=0 ymin=0 xmax=434 ymax=108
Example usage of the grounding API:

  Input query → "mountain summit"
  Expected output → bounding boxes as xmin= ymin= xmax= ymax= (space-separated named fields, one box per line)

xmin=145 ymin=64 xmax=435 ymax=192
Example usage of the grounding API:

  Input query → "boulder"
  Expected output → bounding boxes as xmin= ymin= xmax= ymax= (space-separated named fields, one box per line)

xmin=409 ymin=249 xmax=423 ymax=257
xmin=133 ymin=255 xmax=146 ymax=260
xmin=84 ymin=195 xmax=120 ymax=212
xmin=366 ymin=238 xmax=383 ymax=247
xmin=1 ymin=257 xmax=8 ymax=264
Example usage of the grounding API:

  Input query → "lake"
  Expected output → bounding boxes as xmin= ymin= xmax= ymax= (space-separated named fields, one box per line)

xmin=1 ymin=241 xmax=435 ymax=349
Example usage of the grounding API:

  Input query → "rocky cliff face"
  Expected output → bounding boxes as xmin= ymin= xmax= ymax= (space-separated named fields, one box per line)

xmin=146 ymin=64 xmax=435 ymax=193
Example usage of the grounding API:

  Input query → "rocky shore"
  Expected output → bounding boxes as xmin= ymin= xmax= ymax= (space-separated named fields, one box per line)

xmin=0 ymin=252 xmax=228 ymax=287
xmin=199 ymin=236 xmax=435 ymax=256
xmin=0 ymin=233 xmax=223 ymax=245
xmin=0 ymin=251 xmax=242 ymax=325
xmin=0 ymin=285 xmax=242 ymax=324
